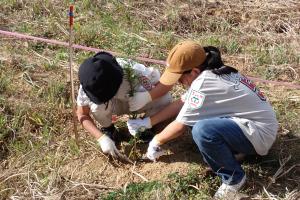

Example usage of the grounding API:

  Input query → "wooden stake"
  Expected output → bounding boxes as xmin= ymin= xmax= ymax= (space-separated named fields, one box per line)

xmin=69 ymin=4 xmax=79 ymax=144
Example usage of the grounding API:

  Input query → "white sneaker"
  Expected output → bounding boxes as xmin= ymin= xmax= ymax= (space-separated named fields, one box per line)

xmin=214 ymin=175 xmax=246 ymax=199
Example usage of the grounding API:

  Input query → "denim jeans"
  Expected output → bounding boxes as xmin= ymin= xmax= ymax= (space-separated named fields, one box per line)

xmin=191 ymin=117 xmax=256 ymax=185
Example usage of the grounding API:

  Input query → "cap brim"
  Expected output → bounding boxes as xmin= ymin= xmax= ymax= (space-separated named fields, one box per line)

xmin=159 ymin=70 xmax=182 ymax=86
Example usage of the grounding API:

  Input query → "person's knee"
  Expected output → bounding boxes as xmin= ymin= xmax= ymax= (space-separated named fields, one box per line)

xmin=192 ymin=120 xmax=213 ymax=137
xmin=192 ymin=120 xmax=221 ymax=148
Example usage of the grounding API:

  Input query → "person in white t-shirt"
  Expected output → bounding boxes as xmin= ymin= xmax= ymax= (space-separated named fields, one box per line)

xmin=76 ymin=52 xmax=171 ymax=158
xmin=127 ymin=41 xmax=278 ymax=199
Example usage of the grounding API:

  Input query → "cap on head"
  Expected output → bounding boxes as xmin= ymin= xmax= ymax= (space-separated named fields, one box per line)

xmin=79 ymin=52 xmax=123 ymax=104
xmin=160 ymin=41 xmax=206 ymax=85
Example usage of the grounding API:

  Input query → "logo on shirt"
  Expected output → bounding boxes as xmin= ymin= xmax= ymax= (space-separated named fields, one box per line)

xmin=239 ymin=76 xmax=266 ymax=101
xmin=139 ymin=75 xmax=152 ymax=91
xmin=187 ymin=89 xmax=205 ymax=109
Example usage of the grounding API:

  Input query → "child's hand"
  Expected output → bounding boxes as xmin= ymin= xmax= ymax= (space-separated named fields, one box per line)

xmin=127 ymin=117 xmax=152 ymax=136
xmin=97 ymin=135 xmax=121 ymax=157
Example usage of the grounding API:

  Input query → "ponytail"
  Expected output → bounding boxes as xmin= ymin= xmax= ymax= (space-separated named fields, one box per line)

xmin=202 ymin=46 xmax=238 ymax=75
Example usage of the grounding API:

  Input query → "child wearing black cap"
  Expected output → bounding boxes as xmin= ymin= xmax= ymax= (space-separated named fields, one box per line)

xmin=77 ymin=52 xmax=171 ymax=157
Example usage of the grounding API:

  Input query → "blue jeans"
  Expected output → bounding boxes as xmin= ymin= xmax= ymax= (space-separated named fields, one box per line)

xmin=192 ymin=117 xmax=256 ymax=185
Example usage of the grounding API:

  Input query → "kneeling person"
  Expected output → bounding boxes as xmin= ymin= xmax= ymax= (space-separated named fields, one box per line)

xmin=76 ymin=52 xmax=171 ymax=157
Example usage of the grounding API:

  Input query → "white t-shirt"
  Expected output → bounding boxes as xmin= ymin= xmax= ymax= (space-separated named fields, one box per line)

xmin=76 ymin=58 xmax=162 ymax=127
xmin=176 ymin=70 xmax=278 ymax=155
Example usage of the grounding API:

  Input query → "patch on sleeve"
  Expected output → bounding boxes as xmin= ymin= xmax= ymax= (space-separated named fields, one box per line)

xmin=187 ymin=89 xmax=205 ymax=109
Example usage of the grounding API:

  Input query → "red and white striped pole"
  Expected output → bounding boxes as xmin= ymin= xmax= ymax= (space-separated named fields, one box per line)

xmin=69 ymin=4 xmax=79 ymax=144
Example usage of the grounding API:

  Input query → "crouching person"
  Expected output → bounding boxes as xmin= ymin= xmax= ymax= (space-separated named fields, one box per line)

xmin=76 ymin=52 xmax=171 ymax=158
xmin=127 ymin=41 xmax=278 ymax=198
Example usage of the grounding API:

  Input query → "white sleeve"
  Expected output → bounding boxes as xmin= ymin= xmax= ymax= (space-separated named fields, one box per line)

xmin=117 ymin=58 xmax=161 ymax=90
xmin=116 ymin=58 xmax=160 ymax=80
xmin=116 ymin=58 xmax=129 ymax=67
xmin=135 ymin=65 xmax=160 ymax=84
xmin=147 ymin=67 xmax=160 ymax=85
xmin=175 ymin=78 xmax=206 ymax=126
xmin=132 ymin=63 xmax=150 ymax=76
xmin=77 ymin=85 xmax=91 ymax=106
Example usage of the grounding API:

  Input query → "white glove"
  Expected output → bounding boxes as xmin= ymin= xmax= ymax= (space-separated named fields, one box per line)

xmin=149 ymin=67 xmax=160 ymax=85
xmin=97 ymin=134 xmax=121 ymax=157
xmin=127 ymin=117 xmax=152 ymax=136
xmin=146 ymin=137 xmax=167 ymax=161
xmin=129 ymin=91 xmax=152 ymax=111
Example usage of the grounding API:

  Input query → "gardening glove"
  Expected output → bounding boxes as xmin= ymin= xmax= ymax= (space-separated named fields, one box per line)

xmin=129 ymin=91 xmax=152 ymax=111
xmin=97 ymin=134 xmax=122 ymax=157
xmin=127 ymin=117 xmax=152 ymax=136
xmin=146 ymin=137 xmax=167 ymax=161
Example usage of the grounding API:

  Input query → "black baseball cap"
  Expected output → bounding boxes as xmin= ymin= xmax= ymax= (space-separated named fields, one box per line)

xmin=79 ymin=52 xmax=123 ymax=104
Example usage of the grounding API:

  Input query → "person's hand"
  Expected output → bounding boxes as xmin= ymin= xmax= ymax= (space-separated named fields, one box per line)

xmin=129 ymin=91 xmax=152 ymax=111
xmin=97 ymin=134 xmax=122 ymax=157
xmin=146 ymin=137 xmax=167 ymax=161
xmin=127 ymin=117 xmax=152 ymax=136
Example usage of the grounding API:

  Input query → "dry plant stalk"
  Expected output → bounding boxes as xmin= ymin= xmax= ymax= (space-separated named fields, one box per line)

xmin=266 ymin=150 xmax=300 ymax=189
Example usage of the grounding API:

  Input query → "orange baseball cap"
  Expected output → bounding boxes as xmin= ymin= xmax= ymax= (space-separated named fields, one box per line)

xmin=160 ymin=41 xmax=206 ymax=85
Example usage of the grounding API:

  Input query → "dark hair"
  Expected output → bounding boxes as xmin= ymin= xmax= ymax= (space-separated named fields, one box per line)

xmin=201 ymin=46 xmax=238 ymax=75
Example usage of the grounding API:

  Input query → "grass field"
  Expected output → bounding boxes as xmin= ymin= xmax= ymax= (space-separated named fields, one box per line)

xmin=0 ymin=0 xmax=299 ymax=199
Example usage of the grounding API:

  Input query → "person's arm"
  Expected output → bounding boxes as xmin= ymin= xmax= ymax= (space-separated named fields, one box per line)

xmin=129 ymin=82 xmax=173 ymax=111
xmin=149 ymin=82 xmax=173 ymax=100
xmin=146 ymin=120 xmax=186 ymax=161
xmin=150 ymin=99 xmax=184 ymax=126
xmin=77 ymin=105 xmax=103 ymax=139
xmin=155 ymin=120 xmax=186 ymax=144
xmin=77 ymin=105 xmax=123 ymax=157
xmin=127 ymin=99 xmax=184 ymax=136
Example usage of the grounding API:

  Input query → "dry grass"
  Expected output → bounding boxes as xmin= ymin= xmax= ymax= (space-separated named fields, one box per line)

xmin=0 ymin=0 xmax=299 ymax=199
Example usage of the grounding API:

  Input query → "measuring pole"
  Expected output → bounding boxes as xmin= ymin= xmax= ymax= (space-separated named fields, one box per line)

xmin=69 ymin=4 xmax=79 ymax=144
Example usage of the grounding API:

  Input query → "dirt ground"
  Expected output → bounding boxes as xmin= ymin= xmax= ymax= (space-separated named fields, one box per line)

xmin=60 ymin=132 xmax=203 ymax=185
xmin=0 ymin=0 xmax=300 ymax=199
